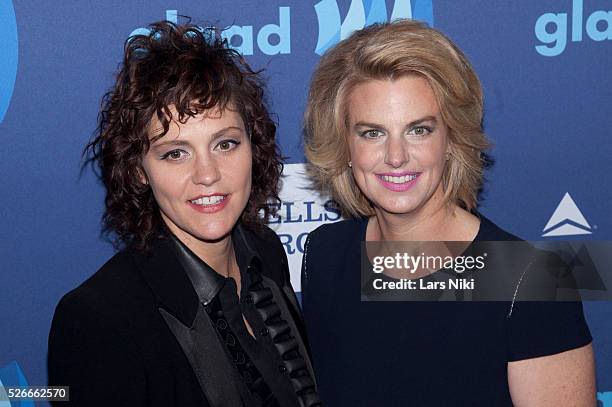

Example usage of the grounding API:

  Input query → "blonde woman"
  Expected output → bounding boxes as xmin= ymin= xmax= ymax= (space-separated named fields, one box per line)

xmin=302 ymin=20 xmax=595 ymax=406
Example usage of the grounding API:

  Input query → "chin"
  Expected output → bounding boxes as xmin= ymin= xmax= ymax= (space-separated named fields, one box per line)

xmin=191 ymin=222 xmax=235 ymax=242
xmin=372 ymin=197 xmax=421 ymax=215
xmin=377 ymin=205 xmax=419 ymax=216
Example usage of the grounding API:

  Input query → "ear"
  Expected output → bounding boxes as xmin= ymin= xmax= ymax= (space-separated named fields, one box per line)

xmin=136 ymin=167 xmax=149 ymax=185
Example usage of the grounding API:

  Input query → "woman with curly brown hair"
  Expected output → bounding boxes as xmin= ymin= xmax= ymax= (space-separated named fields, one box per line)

xmin=48 ymin=21 xmax=320 ymax=407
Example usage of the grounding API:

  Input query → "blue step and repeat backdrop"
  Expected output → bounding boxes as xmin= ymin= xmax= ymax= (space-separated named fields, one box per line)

xmin=1 ymin=0 xmax=611 ymax=405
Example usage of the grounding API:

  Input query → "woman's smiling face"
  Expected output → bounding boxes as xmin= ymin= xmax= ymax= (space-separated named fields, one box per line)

xmin=346 ymin=76 xmax=450 ymax=216
xmin=141 ymin=105 xmax=252 ymax=244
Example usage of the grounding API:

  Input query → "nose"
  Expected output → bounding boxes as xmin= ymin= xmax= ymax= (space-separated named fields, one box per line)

xmin=192 ymin=155 xmax=221 ymax=186
xmin=384 ymin=135 xmax=409 ymax=168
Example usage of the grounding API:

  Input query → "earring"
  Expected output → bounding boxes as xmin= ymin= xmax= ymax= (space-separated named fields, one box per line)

xmin=348 ymin=161 xmax=352 ymax=168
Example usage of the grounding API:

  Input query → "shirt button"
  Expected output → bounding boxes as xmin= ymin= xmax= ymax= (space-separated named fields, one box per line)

xmin=216 ymin=319 xmax=228 ymax=330
xmin=225 ymin=333 xmax=236 ymax=347
xmin=235 ymin=352 xmax=246 ymax=365
xmin=260 ymin=327 xmax=269 ymax=336
xmin=278 ymin=364 xmax=287 ymax=373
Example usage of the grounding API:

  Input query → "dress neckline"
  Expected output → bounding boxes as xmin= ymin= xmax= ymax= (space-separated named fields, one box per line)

xmin=358 ymin=213 xmax=489 ymax=243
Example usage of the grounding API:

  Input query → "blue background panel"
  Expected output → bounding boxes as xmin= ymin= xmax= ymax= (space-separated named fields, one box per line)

xmin=0 ymin=0 xmax=611 ymax=404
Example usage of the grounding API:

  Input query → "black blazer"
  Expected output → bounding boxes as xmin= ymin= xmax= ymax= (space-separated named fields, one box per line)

xmin=48 ymin=224 xmax=315 ymax=407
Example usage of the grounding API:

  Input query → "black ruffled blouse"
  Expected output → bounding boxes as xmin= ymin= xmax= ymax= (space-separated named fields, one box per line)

xmin=170 ymin=225 xmax=321 ymax=407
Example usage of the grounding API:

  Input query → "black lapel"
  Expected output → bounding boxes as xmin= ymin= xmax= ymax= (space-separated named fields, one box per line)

xmin=159 ymin=305 xmax=246 ymax=407
xmin=169 ymin=235 xmax=226 ymax=305
xmin=133 ymin=237 xmax=199 ymax=327
xmin=133 ymin=237 xmax=246 ymax=407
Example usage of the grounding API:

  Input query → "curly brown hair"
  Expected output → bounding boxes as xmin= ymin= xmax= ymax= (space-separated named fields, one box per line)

xmin=85 ymin=20 xmax=282 ymax=251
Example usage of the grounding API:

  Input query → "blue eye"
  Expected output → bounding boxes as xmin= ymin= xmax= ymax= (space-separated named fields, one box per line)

xmin=160 ymin=149 xmax=188 ymax=161
xmin=360 ymin=130 xmax=384 ymax=139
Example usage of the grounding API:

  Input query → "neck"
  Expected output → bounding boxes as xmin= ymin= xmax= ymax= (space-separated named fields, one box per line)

xmin=163 ymin=223 xmax=235 ymax=277
xmin=188 ymin=236 xmax=235 ymax=278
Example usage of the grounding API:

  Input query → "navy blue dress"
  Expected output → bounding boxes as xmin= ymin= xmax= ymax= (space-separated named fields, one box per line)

xmin=301 ymin=216 xmax=591 ymax=406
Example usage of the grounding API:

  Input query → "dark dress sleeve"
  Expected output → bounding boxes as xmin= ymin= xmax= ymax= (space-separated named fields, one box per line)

xmin=505 ymin=247 xmax=593 ymax=361
xmin=48 ymin=291 xmax=146 ymax=407
xmin=506 ymin=300 xmax=592 ymax=361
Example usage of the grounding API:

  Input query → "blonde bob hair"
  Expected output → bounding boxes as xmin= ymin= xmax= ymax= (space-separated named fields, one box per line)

xmin=304 ymin=19 xmax=490 ymax=217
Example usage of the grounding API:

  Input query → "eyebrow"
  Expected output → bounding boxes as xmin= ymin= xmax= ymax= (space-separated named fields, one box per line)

xmin=151 ymin=139 xmax=191 ymax=149
xmin=151 ymin=126 xmax=246 ymax=148
xmin=353 ymin=116 xmax=438 ymax=131
xmin=209 ymin=126 xmax=246 ymax=142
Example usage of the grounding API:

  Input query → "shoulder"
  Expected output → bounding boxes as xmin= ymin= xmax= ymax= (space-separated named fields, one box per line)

xmin=47 ymin=251 xmax=151 ymax=396
xmin=49 ymin=252 xmax=143 ymax=356
xmin=245 ymin=222 xmax=282 ymax=247
xmin=242 ymin=223 xmax=284 ymax=258
xmin=307 ymin=218 xmax=364 ymax=250
xmin=309 ymin=217 xmax=364 ymax=238
xmin=63 ymin=250 xmax=142 ymax=301
xmin=476 ymin=214 xmax=523 ymax=241
xmin=302 ymin=218 xmax=364 ymax=274
xmin=51 ymin=250 xmax=152 ymax=329
xmin=49 ymin=248 xmax=165 ymax=371
xmin=242 ymin=223 xmax=290 ymax=286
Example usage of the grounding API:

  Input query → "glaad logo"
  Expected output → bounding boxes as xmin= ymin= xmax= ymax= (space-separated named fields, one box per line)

xmin=535 ymin=0 xmax=612 ymax=57
xmin=542 ymin=192 xmax=592 ymax=237
xmin=222 ymin=7 xmax=290 ymax=56
xmin=314 ymin=0 xmax=434 ymax=55
xmin=130 ymin=10 xmax=179 ymax=38
xmin=129 ymin=9 xmax=290 ymax=56
xmin=0 ymin=0 xmax=18 ymax=124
